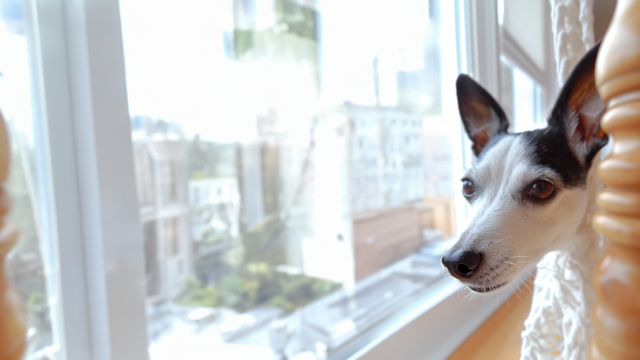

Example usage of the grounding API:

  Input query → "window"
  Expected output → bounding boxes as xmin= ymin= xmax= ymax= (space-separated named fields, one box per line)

xmin=133 ymin=132 xmax=156 ymax=207
xmin=144 ymin=220 xmax=161 ymax=297
xmin=498 ymin=0 xmax=555 ymax=132
xmin=500 ymin=59 xmax=546 ymax=132
xmin=501 ymin=0 xmax=546 ymax=71
xmin=159 ymin=161 xmax=178 ymax=204
xmin=162 ymin=217 xmax=180 ymax=257
xmin=11 ymin=0 xmax=555 ymax=359
xmin=120 ymin=0 xmax=468 ymax=358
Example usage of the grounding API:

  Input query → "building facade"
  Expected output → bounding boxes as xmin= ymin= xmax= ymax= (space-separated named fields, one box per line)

xmin=308 ymin=103 xmax=445 ymax=283
xmin=132 ymin=116 xmax=192 ymax=301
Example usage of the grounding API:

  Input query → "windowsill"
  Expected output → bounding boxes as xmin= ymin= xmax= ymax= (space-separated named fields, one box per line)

xmin=448 ymin=276 xmax=534 ymax=360
xmin=342 ymin=273 xmax=530 ymax=360
xmin=146 ymin=246 xmax=498 ymax=360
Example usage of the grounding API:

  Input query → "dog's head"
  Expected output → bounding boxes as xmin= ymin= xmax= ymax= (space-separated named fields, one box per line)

xmin=442 ymin=44 xmax=607 ymax=293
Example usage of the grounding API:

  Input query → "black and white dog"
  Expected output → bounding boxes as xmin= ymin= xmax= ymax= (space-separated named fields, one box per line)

xmin=442 ymin=43 xmax=607 ymax=293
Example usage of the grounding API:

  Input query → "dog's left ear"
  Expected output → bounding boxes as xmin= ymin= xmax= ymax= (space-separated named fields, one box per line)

xmin=549 ymin=42 xmax=607 ymax=165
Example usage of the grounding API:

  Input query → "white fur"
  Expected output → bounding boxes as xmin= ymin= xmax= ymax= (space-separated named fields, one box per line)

xmin=452 ymin=136 xmax=591 ymax=292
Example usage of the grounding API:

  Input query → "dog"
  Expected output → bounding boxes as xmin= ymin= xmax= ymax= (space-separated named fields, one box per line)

xmin=441 ymin=43 xmax=607 ymax=293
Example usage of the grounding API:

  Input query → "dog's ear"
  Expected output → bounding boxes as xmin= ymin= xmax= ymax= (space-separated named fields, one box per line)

xmin=548 ymin=42 xmax=607 ymax=165
xmin=456 ymin=75 xmax=509 ymax=156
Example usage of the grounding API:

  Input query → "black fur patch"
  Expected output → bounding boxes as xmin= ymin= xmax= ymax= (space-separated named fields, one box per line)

xmin=474 ymin=124 xmax=601 ymax=189
xmin=520 ymin=128 xmax=588 ymax=188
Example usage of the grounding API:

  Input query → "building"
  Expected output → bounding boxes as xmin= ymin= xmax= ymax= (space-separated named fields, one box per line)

xmin=132 ymin=116 xmax=192 ymax=301
xmin=306 ymin=103 xmax=448 ymax=284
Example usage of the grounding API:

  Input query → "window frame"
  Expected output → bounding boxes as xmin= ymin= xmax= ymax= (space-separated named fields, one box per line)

xmin=21 ymin=0 xmax=553 ymax=359
xmin=26 ymin=0 xmax=149 ymax=358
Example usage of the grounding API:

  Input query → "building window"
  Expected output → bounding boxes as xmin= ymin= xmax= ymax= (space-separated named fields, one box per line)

xmin=162 ymin=217 xmax=180 ymax=257
xmin=134 ymin=145 xmax=156 ymax=206
xmin=143 ymin=220 xmax=160 ymax=296
xmin=158 ymin=161 xmax=175 ymax=204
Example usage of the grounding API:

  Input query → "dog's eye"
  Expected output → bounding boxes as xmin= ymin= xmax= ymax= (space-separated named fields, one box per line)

xmin=462 ymin=180 xmax=475 ymax=197
xmin=528 ymin=180 xmax=555 ymax=200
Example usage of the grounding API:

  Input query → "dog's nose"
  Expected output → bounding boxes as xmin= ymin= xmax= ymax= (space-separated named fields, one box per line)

xmin=442 ymin=250 xmax=482 ymax=279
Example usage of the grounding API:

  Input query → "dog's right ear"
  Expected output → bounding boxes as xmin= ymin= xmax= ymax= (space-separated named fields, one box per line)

xmin=456 ymin=75 xmax=509 ymax=156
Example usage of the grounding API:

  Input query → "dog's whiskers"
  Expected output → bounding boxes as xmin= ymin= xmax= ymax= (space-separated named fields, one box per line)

xmin=509 ymin=255 xmax=538 ymax=260
xmin=516 ymin=261 xmax=561 ymax=275
xmin=507 ymin=256 xmax=561 ymax=276
xmin=501 ymin=265 xmax=528 ymax=297
xmin=505 ymin=260 xmax=539 ymax=281
xmin=492 ymin=236 xmax=512 ymax=245
xmin=502 ymin=267 xmax=533 ymax=295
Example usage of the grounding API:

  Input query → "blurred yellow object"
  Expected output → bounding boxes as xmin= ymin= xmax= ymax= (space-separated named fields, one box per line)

xmin=0 ymin=109 xmax=26 ymax=360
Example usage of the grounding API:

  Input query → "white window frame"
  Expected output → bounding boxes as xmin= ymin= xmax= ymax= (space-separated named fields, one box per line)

xmin=497 ymin=0 xmax=558 ymax=115
xmin=26 ymin=0 xmax=148 ymax=358
xmin=21 ymin=0 xmax=552 ymax=359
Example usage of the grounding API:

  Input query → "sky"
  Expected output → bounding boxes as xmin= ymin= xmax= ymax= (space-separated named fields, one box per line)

xmin=0 ymin=0 xmax=440 ymax=145
xmin=118 ymin=0 xmax=433 ymax=142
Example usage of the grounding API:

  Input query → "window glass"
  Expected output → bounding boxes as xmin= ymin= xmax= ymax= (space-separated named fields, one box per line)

xmin=0 ymin=0 xmax=60 ymax=358
xmin=501 ymin=0 xmax=546 ymax=70
xmin=120 ymin=1 xmax=462 ymax=358
xmin=500 ymin=59 xmax=545 ymax=132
